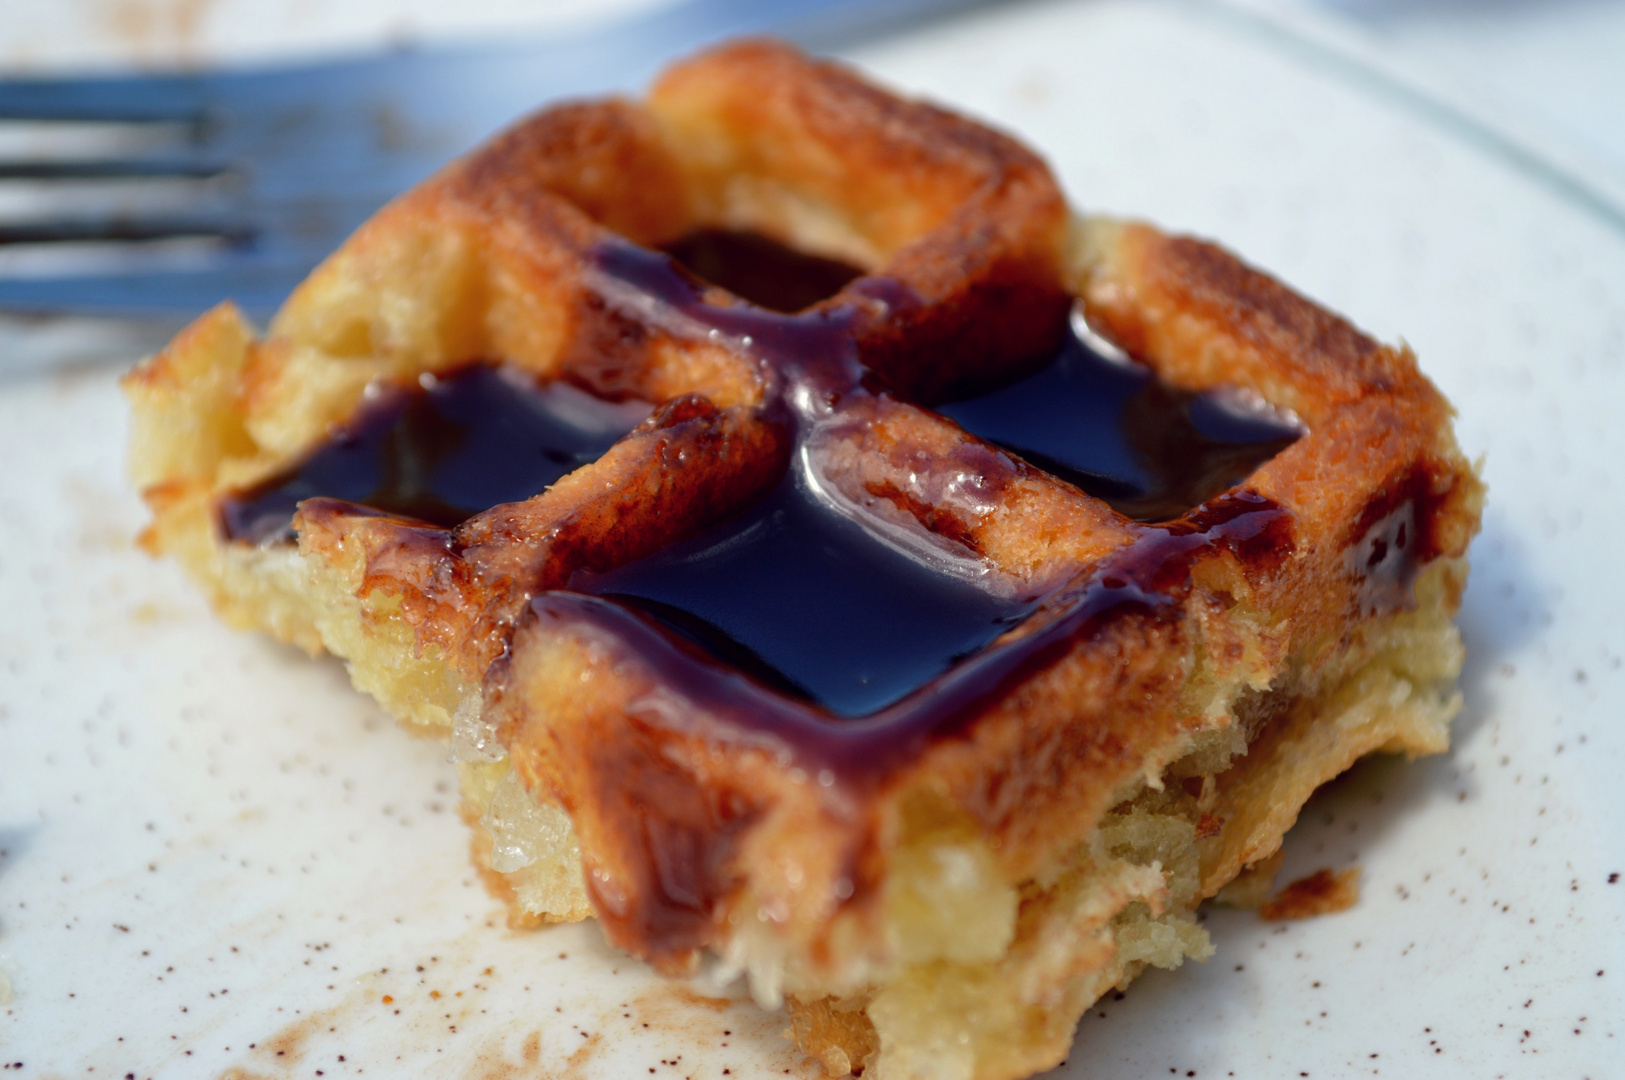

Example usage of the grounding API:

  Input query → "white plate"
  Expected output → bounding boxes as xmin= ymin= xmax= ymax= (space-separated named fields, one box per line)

xmin=3 ymin=1 xmax=1623 ymax=1077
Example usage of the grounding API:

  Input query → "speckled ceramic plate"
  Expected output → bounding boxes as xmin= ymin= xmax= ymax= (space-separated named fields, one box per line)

xmin=3 ymin=1 xmax=1623 ymax=1077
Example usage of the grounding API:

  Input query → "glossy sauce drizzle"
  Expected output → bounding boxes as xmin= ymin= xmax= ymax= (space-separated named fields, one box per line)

xmin=936 ymin=316 xmax=1302 ymax=522
xmin=575 ymin=467 xmax=1033 ymax=718
xmin=560 ymin=234 xmax=1302 ymax=724
xmin=660 ymin=227 xmax=863 ymax=313
xmin=220 ymin=230 xmax=1301 ymax=731
xmin=220 ymin=365 xmax=650 ymax=544
xmin=212 ymin=229 xmax=1310 ymax=955
xmin=540 ymin=489 xmax=1290 ymax=776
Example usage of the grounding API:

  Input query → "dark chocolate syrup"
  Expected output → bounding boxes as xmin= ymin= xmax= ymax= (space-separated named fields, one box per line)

xmin=222 ymin=229 xmax=1301 ymax=735
xmin=660 ymin=228 xmax=864 ymax=313
xmin=210 ymin=228 xmax=1309 ymax=954
xmin=220 ymin=365 xmax=650 ymax=544
xmin=538 ymin=489 xmax=1290 ymax=778
xmin=586 ymin=238 xmax=861 ymax=391
xmin=936 ymin=316 xmax=1302 ymax=522
xmin=560 ymin=238 xmax=1303 ymax=721
xmin=574 ymin=468 xmax=1032 ymax=718
xmin=503 ymin=235 xmax=1310 ymax=959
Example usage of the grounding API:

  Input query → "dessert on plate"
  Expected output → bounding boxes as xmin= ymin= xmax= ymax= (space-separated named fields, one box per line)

xmin=123 ymin=39 xmax=1483 ymax=1080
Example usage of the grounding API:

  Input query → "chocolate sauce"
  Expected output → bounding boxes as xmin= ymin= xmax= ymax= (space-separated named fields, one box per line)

xmin=555 ymin=239 xmax=1303 ymax=723
xmin=574 ymin=469 xmax=1032 ymax=718
xmin=937 ymin=319 xmax=1303 ymax=522
xmin=659 ymin=228 xmax=863 ymax=313
xmin=213 ymin=228 xmax=1310 ymax=962
xmin=586 ymin=239 xmax=861 ymax=391
xmin=220 ymin=365 xmax=650 ymax=544
xmin=538 ymin=490 xmax=1292 ymax=777
xmin=225 ymin=233 xmax=1302 ymax=735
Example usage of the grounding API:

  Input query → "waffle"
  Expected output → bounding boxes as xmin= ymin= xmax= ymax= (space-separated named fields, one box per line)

xmin=123 ymin=40 xmax=1484 ymax=1080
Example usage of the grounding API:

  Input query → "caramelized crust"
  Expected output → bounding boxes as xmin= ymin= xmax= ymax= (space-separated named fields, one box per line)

xmin=123 ymin=38 xmax=1483 ymax=1080
xmin=296 ymin=395 xmax=791 ymax=684
xmin=649 ymin=40 xmax=1072 ymax=400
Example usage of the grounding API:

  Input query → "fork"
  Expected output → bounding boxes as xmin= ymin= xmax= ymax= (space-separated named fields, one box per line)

xmin=0 ymin=0 xmax=980 ymax=324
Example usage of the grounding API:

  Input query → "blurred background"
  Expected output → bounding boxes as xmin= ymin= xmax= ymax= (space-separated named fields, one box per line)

xmin=3 ymin=0 xmax=1621 ymax=183
xmin=1 ymin=0 xmax=1621 ymax=368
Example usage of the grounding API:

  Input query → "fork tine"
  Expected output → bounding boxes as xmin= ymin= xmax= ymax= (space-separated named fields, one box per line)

xmin=0 ymin=218 xmax=252 ymax=246
xmin=0 ymin=191 xmax=379 ymax=313
xmin=0 ymin=159 xmax=232 ymax=180
xmin=0 ymin=73 xmax=206 ymax=124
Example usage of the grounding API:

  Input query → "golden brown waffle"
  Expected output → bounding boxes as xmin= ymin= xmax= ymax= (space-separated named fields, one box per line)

xmin=124 ymin=39 xmax=1483 ymax=1080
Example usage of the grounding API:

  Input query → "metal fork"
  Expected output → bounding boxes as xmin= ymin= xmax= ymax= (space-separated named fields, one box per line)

xmin=0 ymin=0 xmax=981 ymax=325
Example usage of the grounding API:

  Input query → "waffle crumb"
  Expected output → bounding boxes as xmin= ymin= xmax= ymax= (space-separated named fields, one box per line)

xmin=1260 ymin=867 xmax=1363 ymax=921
